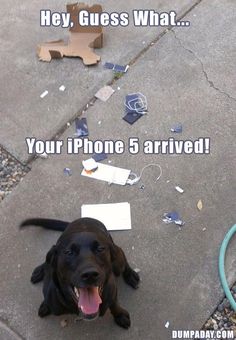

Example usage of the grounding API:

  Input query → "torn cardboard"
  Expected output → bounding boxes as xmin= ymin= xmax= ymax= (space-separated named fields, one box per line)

xmin=37 ymin=3 xmax=103 ymax=66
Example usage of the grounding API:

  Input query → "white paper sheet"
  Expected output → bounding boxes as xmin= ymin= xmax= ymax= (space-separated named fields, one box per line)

xmin=81 ymin=202 xmax=131 ymax=231
xmin=81 ymin=163 xmax=131 ymax=186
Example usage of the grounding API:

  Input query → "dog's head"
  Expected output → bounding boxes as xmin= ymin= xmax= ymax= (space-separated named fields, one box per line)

xmin=46 ymin=219 xmax=116 ymax=320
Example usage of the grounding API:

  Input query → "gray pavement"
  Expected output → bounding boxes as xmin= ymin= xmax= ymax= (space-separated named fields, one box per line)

xmin=0 ymin=0 xmax=236 ymax=339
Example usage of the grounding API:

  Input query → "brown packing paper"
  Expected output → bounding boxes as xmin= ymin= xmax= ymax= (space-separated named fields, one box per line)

xmin=37 ymin=3 xmax=103 ymax=66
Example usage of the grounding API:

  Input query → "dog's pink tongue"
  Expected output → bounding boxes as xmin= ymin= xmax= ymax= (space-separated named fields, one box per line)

xmin=78 ymin=287 xmax=102 ymax=315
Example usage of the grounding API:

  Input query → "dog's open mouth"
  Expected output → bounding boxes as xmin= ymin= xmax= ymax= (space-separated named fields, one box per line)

xmin=74 ymin=286 xmax=102 ymax=319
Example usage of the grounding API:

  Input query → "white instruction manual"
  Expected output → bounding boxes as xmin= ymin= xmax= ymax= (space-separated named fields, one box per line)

xmin=81 ymin=163 xmax=131 ymax=186
xmin=81 ymin=202 xmax=131 ymax=231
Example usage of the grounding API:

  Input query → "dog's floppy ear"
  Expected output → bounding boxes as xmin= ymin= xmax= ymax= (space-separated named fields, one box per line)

xmin=109 ymin=241 xmax=126 ymax=276
xmin=107 ymin=234 xmax=118 ymax=262
xmin=103 ymin=231 xmax=126 ymax=274
xmin=46 ymin=245 xmax=58 ymax=268
xmin=109 ymin=242 xmax=119 ymax=262
xmin=46 ymin=245 xmax=60 ymax=288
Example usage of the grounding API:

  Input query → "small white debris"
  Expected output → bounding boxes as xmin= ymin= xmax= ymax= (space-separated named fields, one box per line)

xmin=17 ymin=264 xmax=21 ymax=269
xmin=134 ymin=268 xmax=140 ymax=273
xmin=86 ymin=104 xmax=89 ymax=109
xmin=166 ymin=180 xmax=170 ymax=183
xmin=59 ymin=85 xmax=66 ymax=92
xmin=60 ymin=319 xmax=68 ymax=328
xmin=151 ymin=42 xmax=155 ymax=46
xmin=142 ymin=41 xmax=146 ymax=44
xmin=67 ymin=122 xmax=71 ymax=127
xmin=175 ymin=186 xmax=184 ymax=194
xmin=202 ymin=227 xmax=206 ymax=232
xmin=117 ymin=86 xmax=121 ymax=91
xmin=165 ymin=321 xmax=170 ymax=329
xmin=197 ymin=199 xmax=203 ymax=211
xmin=40 ymin=90 xmax=48 ymax=98
xmin=108 ymin=160 xmax=112 ymax=164
xmin=98 ymin=120 xmax=102 ymax=125
xmin=132 ymin=246 xmax=135 ymax=250
xmin=39 ymin=152 xmax=48 ymax=159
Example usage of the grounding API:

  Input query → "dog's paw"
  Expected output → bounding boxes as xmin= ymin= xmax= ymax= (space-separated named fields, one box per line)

xmin=38 ymin=302 xmax=50 ymax=318
xmin=123 ymin=268 xmax=140 ymax=289
xmin=31 ymin=264 xmax=44 ymax=284
xmin=114 ymin=310 xmax=131 ymax=329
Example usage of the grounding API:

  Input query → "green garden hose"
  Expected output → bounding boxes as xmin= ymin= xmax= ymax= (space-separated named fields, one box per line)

xmin=219 ymin=224 xmax=236 ymax=311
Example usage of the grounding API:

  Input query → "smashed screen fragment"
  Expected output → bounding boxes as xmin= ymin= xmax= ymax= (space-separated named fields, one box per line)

xmin=162 ymin=211 xmax=184 ymax=226
xmin=170 ymin=123 xmax=183 ymax=133
xmin=104 ymin=62 xmax=129 ymax=73
xmin=92 ymin=153 xmax=107 ymax=162
xmin=123 ymin=92 xmax=147 ymax=124
xmin=75 ymin=118 xmax=89 ymax=137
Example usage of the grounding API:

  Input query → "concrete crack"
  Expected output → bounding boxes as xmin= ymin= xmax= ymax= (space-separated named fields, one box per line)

xmin=171 ymin=30 xmax=236 ymax=102
xmin=0 ymin=319 xmax=25 ymax=340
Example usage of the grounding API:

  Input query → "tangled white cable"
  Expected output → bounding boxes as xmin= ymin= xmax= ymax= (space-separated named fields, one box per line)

xmin=126 ymin=163 xmax=162 ymax=186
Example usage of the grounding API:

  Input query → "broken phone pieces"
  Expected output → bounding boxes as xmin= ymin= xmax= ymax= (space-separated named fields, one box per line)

xmin=123 ymin=93 xmax=148 ymax=125
xmin=75 ymin=118 xmax=89 ymax=137
xmin=92 ymin=152 xmax=107 ymax=162
xmin=170 ymin=123 xmax=183 ymax=133
xmin=104 ymin=62 xmax=129 ymax=73
xmin=37 ymin=3 xmax=103 ymax=66
xmin=162 ymin=211 xmax=184 ymax=226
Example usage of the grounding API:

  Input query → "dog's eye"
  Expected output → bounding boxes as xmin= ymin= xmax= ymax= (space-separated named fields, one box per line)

xmin=64 ymin=244 xmax=79 ymax=256
xmin=92 ymin=241 xmax=106 ymax=253
xmin=96 ymin=246 xmax=106 ymax=253
xmin=64 ymin=249 xmax=74 ymax=256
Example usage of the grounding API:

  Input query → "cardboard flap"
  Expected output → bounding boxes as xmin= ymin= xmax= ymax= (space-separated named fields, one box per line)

xmin=37 ymin=3 xmax=103 ymax=65
xmin=67 ymin=3 xmax=103 ymax=33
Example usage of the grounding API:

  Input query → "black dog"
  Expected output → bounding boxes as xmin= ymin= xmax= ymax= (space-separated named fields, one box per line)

xmin=20 ymin=217 xmax=140 ymax=329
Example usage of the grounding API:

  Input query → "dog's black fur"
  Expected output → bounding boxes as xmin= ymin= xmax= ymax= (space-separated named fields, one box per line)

xmin=20 ymin=217 xmax=140 ymax=329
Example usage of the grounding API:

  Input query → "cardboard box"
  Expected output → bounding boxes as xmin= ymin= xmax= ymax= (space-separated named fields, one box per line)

xmin=37 ymin=3 xmax=103 ymax=65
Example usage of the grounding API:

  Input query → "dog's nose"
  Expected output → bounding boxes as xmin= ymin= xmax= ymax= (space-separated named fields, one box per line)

xmin=81 ymin=270 xmax=100 ymax=282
